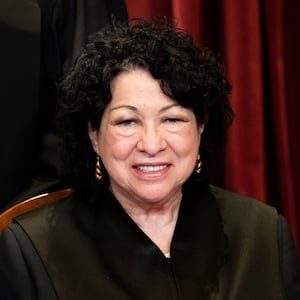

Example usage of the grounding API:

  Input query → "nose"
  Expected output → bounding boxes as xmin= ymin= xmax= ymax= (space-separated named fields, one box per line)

xmin=137 ymin=123 xmax=166 ymax=155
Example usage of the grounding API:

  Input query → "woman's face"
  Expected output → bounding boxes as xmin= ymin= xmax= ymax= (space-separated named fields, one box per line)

xmin=89 ymin=69 xmax=203 ymax=208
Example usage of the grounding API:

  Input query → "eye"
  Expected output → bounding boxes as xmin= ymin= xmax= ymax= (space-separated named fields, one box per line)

xmin=117 ymin=119 xmax=136 ymax=126
xmin=165 ymin=118 xmax=184 ymax=123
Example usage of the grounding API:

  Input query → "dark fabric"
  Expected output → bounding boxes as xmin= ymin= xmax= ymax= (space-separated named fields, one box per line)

xmin=0 ymin=0 xmax=128 ymax=209
xmin=1 ymin=184 xmax=299 ymax=299
xmin=38 ymin=0 xmax=128 ymax=125
xmin=279 ymin=216 xmax=300 ymax=299
xmin=0 ymin=0 xmax=41 ymax=206
xmin=14 ymin=183 xmax=225 ymax=299
xmin=3 ymin=129 xmax=66 ymax=211
xmin=0 ymin=225 xmax=57 ymax=300
xmin=212 ymin=186 xmax=299 ymax=299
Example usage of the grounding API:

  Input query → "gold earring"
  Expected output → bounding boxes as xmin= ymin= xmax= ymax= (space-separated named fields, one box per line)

xmin=95 ymin=156 xmax=103 ymax=180
xmin=195 ymin=154 xmax=202 ymax=174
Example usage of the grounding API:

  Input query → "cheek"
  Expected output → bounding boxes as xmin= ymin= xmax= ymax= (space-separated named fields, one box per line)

xmin=171 ymin=128 xmax=200 ymax=155
xmin=99 ymin=133 xmax=135 ymax=161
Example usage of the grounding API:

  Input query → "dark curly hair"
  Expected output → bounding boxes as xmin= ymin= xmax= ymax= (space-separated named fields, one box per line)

xmin=56 ymin=19 xmax=234 ymax=197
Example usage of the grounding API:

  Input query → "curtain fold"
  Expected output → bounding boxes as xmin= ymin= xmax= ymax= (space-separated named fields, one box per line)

xmin=171 ymin=0 xmax=202 ymax=41
xmin=263 ymin=0 xmax=299 ymax=247
xmin=125 ymin=0 xmax=300 ymax=251
xmin=221 ymin=0 xmax=267 ymax=202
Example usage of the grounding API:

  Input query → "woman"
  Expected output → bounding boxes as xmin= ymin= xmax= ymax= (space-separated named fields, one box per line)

xmin=0 ymin=19 xmax=299 ymax=300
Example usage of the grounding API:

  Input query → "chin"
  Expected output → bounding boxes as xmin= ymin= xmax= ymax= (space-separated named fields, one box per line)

xmin=133 ymin=186 xmax=178 ymax=204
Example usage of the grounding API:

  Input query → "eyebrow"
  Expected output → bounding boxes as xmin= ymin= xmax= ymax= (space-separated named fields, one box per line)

xmin=110 ymin=103 xmax=181 ymax=112
xmin=110 ymin=105 xmax=137 ymax=112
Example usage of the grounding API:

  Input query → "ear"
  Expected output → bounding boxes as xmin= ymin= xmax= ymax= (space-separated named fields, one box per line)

xmin=88 ymin=122 xmax=100 ymax=154
xmin=198 ymin=123 xmax=205 ymax=135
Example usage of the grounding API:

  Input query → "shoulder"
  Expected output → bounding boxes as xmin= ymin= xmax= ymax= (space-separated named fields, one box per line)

xmin=0 ymin=224 xmax=57 ymax=299
xmin=209 ymin=185 xmax=300 ymax=298
xmin=0 ymin=194 xmax=79 ymax=299
xmin=15 ymin=194 xmax=75 ymax=231
xmin=210 ymin=184 xmax=276 ymax=209
xmin=209 ymin=185 xmax=279 ymax=253
xmin=209 ymin=185 xmax=278 ymax=224
xmin=209 ymin=185 xmax=280 ymax=263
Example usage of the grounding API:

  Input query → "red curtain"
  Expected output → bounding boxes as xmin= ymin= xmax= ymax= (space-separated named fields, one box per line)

xmin=125 ymin=0 xmax=300 ymax=251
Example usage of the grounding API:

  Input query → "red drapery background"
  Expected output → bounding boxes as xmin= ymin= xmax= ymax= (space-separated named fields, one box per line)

xmin=125 ymin=0 xmax=300 ymax=251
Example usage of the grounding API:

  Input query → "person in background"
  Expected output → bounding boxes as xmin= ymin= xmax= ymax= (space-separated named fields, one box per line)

xmin=0 ymin=0 xmax=128 ymax=209
xmin=0 ymin=19 xmax=299 ymax=300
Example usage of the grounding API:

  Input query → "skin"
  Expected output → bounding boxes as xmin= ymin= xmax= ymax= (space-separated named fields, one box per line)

xmin=89 ymin=69 xmax=204 ymax=253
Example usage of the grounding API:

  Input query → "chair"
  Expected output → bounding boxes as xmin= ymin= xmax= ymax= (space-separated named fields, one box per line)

xmin=0 ymin=189 xmax=73 ymax=234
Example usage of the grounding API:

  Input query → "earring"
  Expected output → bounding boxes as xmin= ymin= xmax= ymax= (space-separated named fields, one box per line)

xmin=195 ymin=154 xmax=202 ymax=174
xmin=95 ymin=156 xmax=103 ymax=180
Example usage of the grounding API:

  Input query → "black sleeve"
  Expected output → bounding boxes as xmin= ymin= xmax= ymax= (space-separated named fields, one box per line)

xmin=0 ymin=225 xmax=57 ymax=300
xmin=278 ymin=216 xmax=300 ymax=300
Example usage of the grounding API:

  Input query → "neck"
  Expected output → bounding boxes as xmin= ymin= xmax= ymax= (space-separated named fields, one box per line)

xmin=133 ymin=200 xmax=181 ymax=254
xmin=111 ymin=188 xmax=182 ymax=254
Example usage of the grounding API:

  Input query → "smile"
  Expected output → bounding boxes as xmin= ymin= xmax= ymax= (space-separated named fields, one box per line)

xmin=136 ymin=165 xmax=168 ymax=173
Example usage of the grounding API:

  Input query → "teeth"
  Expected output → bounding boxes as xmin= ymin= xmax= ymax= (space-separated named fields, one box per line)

xmin=137 ymin=165 xmax=167 ymax=172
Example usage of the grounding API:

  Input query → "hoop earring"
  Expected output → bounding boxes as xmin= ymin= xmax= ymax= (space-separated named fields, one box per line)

xmin=95 ymin=156 xmax=103 ymax=180
xmin=195 ymin=154 xmax=202 ymax=174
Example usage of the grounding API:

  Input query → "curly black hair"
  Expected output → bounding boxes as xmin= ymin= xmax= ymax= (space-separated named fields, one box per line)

xmin=56 ymin=19 xmax=234 ymax=197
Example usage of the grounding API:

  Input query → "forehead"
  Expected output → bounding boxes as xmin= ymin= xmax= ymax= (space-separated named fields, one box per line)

xmin=109 ymin=69 xmax=177 ymax=108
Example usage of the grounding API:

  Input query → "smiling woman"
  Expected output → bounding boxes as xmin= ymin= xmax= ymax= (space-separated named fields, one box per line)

xmin=0 ymin=19 xmax=299 ymax=300
xmin=88 ymin=70 xmax=202 ymax=218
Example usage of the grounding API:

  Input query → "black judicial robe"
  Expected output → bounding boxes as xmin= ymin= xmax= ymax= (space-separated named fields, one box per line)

xmin=0 ymin=184 xmax=299 ymax=299
xmin=0 ymin=0 xmax=128 ymax=208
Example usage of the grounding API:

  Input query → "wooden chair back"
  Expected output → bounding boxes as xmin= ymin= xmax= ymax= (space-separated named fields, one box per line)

xmin=0 ymin=189 xmax=73 ymax=234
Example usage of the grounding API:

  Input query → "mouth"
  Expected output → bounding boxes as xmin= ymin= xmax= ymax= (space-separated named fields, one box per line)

xmin=134 ymin=164 xmax=169 ymax=173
